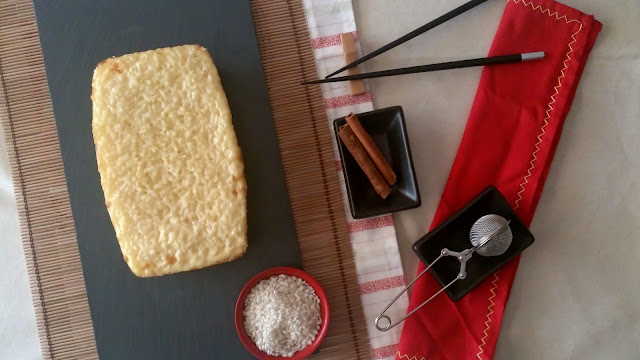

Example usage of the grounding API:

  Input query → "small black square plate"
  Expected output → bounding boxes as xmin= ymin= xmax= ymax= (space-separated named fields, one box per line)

xmin=333 ymin=106 xmax=421 ymax=219
xmin=412 ymin=185 xmax=534 ymax=301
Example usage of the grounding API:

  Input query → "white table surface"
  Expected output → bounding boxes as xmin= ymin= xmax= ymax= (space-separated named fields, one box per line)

xmin=1 ymin=1 xmax=638 ymax=359
xmin=0 ymin=127 xmax=41 ymax=360
xmin=353 ymin=0 xmax=640 ymax=359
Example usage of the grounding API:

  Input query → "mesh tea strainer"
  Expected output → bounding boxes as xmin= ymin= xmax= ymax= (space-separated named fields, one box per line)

xmin=374 ymin=214 xmax=513 ymax=331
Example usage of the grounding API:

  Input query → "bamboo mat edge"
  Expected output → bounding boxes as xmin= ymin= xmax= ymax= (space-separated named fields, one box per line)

xmin=0 ymin=1 xmax=98 ymax=359
xmin=252 ymin=1 xmax=370 ymax=358
xmin=0 ymin=0 xmax=370 ymax=358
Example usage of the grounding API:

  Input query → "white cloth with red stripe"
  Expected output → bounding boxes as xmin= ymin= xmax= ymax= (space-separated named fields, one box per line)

xmin=302 ymin=1 xmax=409 ymax=358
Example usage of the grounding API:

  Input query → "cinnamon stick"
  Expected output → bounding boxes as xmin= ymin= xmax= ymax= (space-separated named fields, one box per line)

xmin=338 ymin=125 xmax=391 ymax=199
xmin=345 ymin=112 xmax=397 ymax=185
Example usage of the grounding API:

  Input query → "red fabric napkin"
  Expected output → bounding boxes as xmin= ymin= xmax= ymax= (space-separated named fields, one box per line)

xmin=396 ymin=1 xmax=601 ymax=359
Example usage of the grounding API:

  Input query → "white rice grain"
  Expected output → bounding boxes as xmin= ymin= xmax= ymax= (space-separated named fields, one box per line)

xmin=243 ymin=274 xmax=322 ymax=357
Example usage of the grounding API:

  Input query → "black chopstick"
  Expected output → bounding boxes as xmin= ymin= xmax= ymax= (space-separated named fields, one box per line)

xmin=301 ymin=52 xmax=544 ymax=85
xmin=324 ymin=0 xmax=490 ymax=79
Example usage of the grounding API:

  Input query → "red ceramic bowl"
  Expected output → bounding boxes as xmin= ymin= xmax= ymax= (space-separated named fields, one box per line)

xmin=235 ymin=267 xmax=330 ymax=360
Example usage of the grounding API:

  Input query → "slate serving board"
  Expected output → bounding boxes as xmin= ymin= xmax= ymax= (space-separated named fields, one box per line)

xmin=33 ymin=1 xmax=301 ymax=359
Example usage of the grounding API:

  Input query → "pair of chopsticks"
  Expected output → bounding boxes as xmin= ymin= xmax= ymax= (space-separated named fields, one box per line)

xmin=301 ymin=0 xmax=544 ymax=86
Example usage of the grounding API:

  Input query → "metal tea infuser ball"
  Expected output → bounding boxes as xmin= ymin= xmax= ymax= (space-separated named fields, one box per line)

xmin=375 ymin=214 xmax=513 ymax=331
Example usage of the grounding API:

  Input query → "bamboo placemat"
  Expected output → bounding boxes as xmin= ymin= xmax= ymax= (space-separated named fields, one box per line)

xmin=0 ymin=0 xmax=369 ymax=359
xmin=251 ymin=0 xmax=369 ymax=358
xmin=0 ymin=1 xmax=98 ymax=359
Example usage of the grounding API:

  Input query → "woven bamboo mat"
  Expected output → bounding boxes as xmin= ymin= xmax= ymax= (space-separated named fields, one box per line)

xmin=0 ymin=0 xmax=369 ymax=359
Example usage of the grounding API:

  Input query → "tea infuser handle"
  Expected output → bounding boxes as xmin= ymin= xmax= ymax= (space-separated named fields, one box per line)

xmin=375 ymin=249 xmax=467 ymax=332
xmin=443 ymin=248 xmax=473 ymax=279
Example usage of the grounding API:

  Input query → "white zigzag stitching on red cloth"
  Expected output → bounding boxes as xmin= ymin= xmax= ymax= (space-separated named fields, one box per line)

xmin=396 ymin=351 xmax=429 ymax=360
xmin=511 ymin=0 xmax=583 ymax=211
xmin=476 ymin=271 xmax=500 ymax=359
xmin=476 ymin=1 xmax=583 ymax=359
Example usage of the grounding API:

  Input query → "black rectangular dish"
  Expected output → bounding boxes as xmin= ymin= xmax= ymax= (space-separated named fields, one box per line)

xmin=333 ymin=106 xmax=420 ymax=219
xmin=412 ymin=185 xmax=534 ymax=301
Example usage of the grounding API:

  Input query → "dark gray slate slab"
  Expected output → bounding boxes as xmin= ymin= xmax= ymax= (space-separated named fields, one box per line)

xmin=33 ymin=1 xmax=301 ymax=358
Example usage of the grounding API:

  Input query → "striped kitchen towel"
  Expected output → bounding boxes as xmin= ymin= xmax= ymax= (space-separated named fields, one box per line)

xmin=302 ymin=1 xmax=409 ymax=359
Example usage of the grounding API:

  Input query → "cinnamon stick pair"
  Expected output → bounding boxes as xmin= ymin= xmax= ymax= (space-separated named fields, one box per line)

xmin=338 ymin=113 xmax=397 ymax=199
